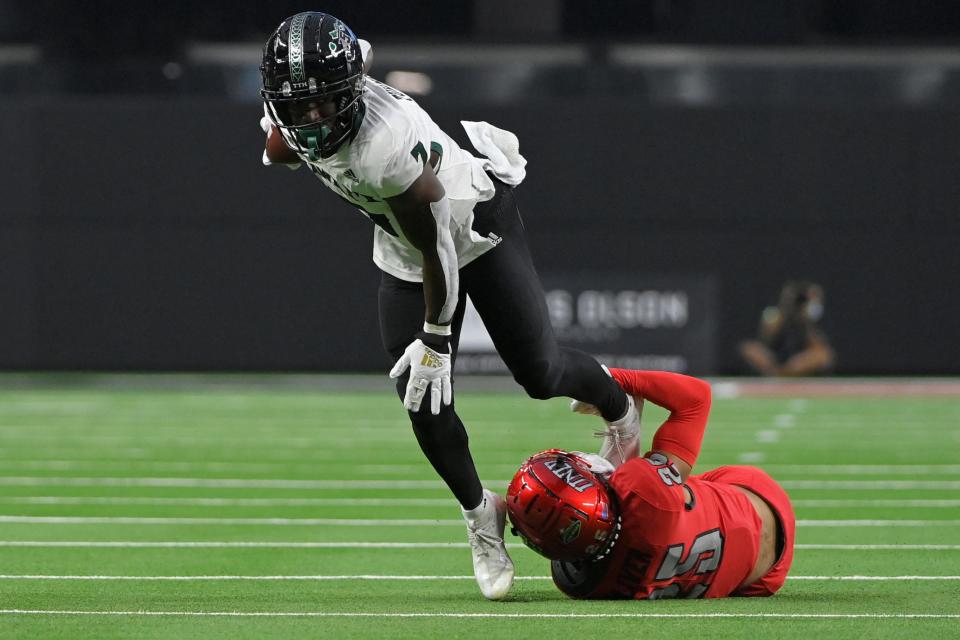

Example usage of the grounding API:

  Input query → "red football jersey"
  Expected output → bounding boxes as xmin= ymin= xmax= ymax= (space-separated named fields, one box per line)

xmin=551 ymin=454 xmax=762 ymax=599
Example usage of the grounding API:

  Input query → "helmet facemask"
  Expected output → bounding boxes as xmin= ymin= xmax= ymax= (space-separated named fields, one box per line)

xmin=260 ymin=12 xmax=366 ymax=160
xmin=264 ymin=75 xmax=365 ymax=160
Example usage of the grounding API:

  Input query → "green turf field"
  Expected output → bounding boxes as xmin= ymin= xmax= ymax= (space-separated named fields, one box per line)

xmin=0 ymin=377 xmax=956 ymax=639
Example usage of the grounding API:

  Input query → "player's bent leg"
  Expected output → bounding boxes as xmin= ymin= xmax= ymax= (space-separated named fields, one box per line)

xmin=508 ymin=349 xmax=640 ymax=464
xmin=498 ymin=333 xmax=627 ymax=424
xmin=461 ymin=181 xmax=628 ymax=423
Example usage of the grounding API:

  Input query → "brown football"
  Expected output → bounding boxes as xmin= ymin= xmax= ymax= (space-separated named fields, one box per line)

xmin=265 ymin=125 xmax=300 ymax=164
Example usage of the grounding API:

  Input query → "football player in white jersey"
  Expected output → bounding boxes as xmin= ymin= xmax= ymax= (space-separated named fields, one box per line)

xmin=260 ymin=12 xmax=640 ymax=600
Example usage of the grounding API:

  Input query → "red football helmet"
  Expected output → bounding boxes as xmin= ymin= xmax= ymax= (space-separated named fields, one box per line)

xmin=506 ymin=449 xmax=620 ymax=562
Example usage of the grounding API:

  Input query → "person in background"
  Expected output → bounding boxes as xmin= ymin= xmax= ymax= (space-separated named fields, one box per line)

xmin=739 ymin=280 xmax=835 ymax=376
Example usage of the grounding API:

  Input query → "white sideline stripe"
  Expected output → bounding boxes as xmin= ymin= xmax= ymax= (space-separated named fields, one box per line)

xmin=0 ymin=574 xmax=491 ymax=581
xmin=781 ymin=481 xmax=960 ymax=489
xmin=796 ymin=520 xmax=960 ymax=527
xmin=0 ymin=496 xmax=960 ymax=509
xmin=796 ymin=544 xmax=960 ymax=550
xmin=4 ymin=476 xmax=960 ymax=491
xmin=2 ymin=497 xmax=958 ymax=509
xmin=766 ymin=464 xmax=960 ymax=475
xmin=793 ymin=499 xmax=960 ymax=508
xmin=0 ymin=515 xmax=957 ymax=527
xmin=790 ymin=576 xmax=960 ymax=581
xmin=0 ymin=497 xmax=455 ymax=507
xmin=0 ymin=461 xmax=443 ymax=475
xmin=0 ymin=574 xmax=956 ymax=581
xmin=12 ymin=462 xmax=960 ymax=476
xmin=0 ymin=541 xmax=483 ymax=549
xmin=0 ymin=610 xmax=957 ymax=619
xmin=0 ymin=541 xmax=957 ymax=551
xmin=0 ymin=477 xmax=450 ymax=489
xmin=0 ymin=516 xmax=466 ymax=526
xmin=0 ymin=476 xmax=958 ymax=490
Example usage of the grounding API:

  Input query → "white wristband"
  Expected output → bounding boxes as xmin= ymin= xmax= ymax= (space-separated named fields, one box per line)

xmin=423 ymin=322 xmax=452 ymax=336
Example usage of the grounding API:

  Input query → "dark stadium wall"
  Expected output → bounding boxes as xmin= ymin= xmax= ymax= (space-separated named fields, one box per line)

xmin=1 ymin=98 xmax=957 ymax=374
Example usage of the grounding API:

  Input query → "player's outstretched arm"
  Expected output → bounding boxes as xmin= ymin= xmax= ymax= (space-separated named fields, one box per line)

xmin=607 ymin=369 xmax=711 ymax=482
xmin=386 ymin=163 xmax=459 ymax=415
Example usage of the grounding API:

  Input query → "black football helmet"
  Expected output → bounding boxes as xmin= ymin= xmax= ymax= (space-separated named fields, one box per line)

xmin=261 ymin=12 xmax=365 ymax=160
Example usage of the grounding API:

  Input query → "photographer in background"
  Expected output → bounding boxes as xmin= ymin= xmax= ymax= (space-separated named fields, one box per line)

xmin=739 ymin=280 xmax=835 ymax=376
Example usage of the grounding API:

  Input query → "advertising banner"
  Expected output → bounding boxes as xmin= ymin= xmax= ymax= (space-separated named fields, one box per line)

xmin=456 ymin=273 xmax=718 ymax=375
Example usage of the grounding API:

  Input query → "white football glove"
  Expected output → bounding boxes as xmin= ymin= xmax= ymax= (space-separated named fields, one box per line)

xmin=570 ymin=451 xmax=617 ymax=478
xmin=389 ymin=336 xmax=452 ymax=415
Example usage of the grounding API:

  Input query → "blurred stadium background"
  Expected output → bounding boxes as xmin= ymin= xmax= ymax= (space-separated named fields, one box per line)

xmin=3 ymin=0 xmax=960 ymax=375
xmin=1 ymin=2 xmax=959 ymax=637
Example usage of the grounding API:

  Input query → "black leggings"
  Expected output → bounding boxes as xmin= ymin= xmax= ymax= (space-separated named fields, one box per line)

xmin=378 ymin=181 xmax=627 ymax=509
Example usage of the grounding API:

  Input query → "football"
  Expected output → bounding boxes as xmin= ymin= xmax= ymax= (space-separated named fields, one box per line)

xmin=265 ymin=124 xmax=300 ymax=165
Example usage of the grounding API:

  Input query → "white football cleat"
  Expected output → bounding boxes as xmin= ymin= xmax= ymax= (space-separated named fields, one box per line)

xmin=462 ymin=489 xmax=514 ymax=600
xmin=594 ymin=395 xmax=644 ymax=468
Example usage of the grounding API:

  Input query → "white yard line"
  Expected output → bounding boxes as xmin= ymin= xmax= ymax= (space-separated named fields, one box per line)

xmin=0 ymin=476 xmax=958 ymax=490
xmin=764 ymin=465 xmax=960 ymax=475
xmin=0 ymin=574 xmax=489 ymax=580
xmin=0 ymin=574 xmax=955 ymax=581
xmin=0 ymin=497 xmax=454 ymax=507
xmin=755 ymin=430 xmax=781 ymax=444
xmin=3 ymin=496 xmax=958 ymax=509
xmin=795 ymin=544 xmax=960 ymax=550
xmin=0 ymin=477 xmax=450 ymax=489
xmin=0 ymin=461 xmax=323 ymax=473
xmin=795 ymin=520 xmax=960 ymax=527
xmin=792 ymin=499 xmax=960 ymax=508
xmin=0 ymin=610 xmax=957 ymax=619
xmin=789 ymin=576 xmax=960 ymax=580
xmin=0 ymin=515 xmax=956 ymax=527
xmin=0 ymin=541 xmax=957 ymax=550
xmin=0 ymin=436 xmax=340 ymax=448
xmin=0 ymin=461 xmax=447 ymax=475
xmin=782 ymin=481 xmax=960 ymax=489
xmin=0 ymin=516 xmax=466 ymax=526
xmin=0 ymin=541 xmax=480 ymax=548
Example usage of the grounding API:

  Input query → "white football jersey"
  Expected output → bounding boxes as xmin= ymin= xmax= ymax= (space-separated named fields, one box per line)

xmin=297 ymin=77 xmax=525 ymax=282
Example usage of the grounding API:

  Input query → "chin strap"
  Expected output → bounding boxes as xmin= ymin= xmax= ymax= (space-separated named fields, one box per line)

xmin=301 ymin=127 xmax=329 ymax=162
xmin=299 ymin=124 xmax=341 ymax=161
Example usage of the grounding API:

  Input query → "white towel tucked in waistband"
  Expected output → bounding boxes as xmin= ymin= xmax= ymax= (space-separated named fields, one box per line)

xmin=461 ymin=120 xmax=527 ymax=186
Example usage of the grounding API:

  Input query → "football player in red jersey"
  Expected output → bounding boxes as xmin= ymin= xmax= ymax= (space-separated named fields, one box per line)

xmin=507 ymin=369 xmax=795 ymax=599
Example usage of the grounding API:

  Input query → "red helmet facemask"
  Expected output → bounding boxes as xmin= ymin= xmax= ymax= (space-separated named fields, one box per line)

xmin=506 ymin=449 xmax=621 ymax=562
